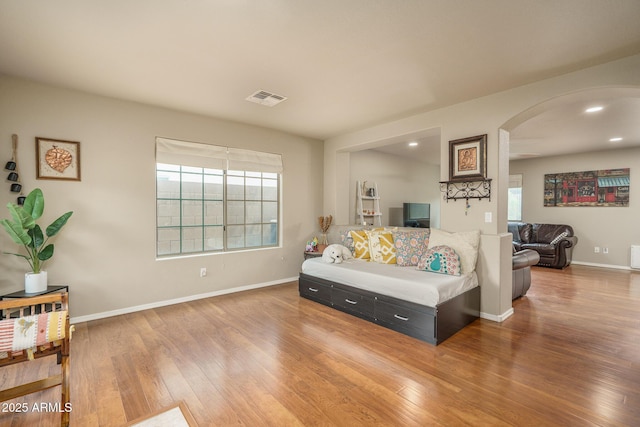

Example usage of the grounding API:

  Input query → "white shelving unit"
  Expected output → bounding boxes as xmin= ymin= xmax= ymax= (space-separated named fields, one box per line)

xmin=356 ymin=181 xmax=382 ymax=226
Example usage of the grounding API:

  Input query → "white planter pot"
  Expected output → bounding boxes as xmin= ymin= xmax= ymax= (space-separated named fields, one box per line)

xmin=25 ymin=271 xmax=48 ymax=293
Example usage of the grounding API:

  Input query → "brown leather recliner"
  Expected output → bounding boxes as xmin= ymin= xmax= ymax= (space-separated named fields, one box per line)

xmin=508 ymin=222 xmax=578 ymax=269
xmin=512 ymin=249 xmax=539 ymax=299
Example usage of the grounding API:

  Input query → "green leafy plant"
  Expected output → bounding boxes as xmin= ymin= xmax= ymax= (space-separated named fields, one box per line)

xmin=1 ymin=188 xmax=73 ymax=273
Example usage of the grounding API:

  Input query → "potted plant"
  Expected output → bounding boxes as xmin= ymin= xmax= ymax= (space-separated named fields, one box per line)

xmin=1 ymin=188 xmax=73 ymax=293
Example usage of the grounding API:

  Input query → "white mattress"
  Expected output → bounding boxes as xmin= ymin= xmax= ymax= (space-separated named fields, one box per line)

xmin=301 ymin=258 xmax=478 ymax=307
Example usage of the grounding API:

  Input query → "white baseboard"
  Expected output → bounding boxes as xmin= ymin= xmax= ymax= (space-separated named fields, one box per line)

xmin=570 ymin=261 xmax=633 ymax=270
xmin=481 ymin=307 xmax=513 ymax=323
xmin=70 ymin=276 xmax=299 ymax=324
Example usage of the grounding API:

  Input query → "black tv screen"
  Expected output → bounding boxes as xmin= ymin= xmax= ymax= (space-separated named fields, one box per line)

xmin=403 ymin=203 xmax=430 ymax=220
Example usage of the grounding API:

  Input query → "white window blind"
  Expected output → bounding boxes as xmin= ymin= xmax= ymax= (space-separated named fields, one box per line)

xmin=156 ymin=137 xmax=283 ymax=173
xmin=227 ymin=147 xmax=283 ymax=173
xmin=509 ymin=174 xmax=523 ymax=189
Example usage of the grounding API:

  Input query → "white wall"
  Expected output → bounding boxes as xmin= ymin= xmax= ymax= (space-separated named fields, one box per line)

xmin=510 ymin=146 xmax=640 ymax=269
xmin=324 ymin=54 xmax=640 ymax=320
xmin=0 ymin=75 xmax=323 ymax=319
xmin=349 ymin=150 xmax=440 ymax=227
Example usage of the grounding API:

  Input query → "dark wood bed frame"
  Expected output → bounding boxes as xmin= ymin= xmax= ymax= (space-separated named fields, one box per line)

xmin=299 ymin=272 xmax=480 ymax=345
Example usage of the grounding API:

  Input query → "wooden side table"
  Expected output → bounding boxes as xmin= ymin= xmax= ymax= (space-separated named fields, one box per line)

xmin=304 ymin=251 xmax=323 ymax=260
xmin=0 ymin=285 xmax=69 ymax=319
xmin=0 ymin=285 xmax=69 ymax=300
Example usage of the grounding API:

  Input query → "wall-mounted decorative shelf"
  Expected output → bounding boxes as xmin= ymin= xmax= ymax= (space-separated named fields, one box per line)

xmin=439 ymin=179 xmax=492 ymax=203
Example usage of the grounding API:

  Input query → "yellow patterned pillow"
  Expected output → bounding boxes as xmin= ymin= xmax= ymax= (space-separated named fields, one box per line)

xmin=367 ymin=230 xmax=396 ymax=264
xmin=350 ymin=230 xmax=370 ymax=259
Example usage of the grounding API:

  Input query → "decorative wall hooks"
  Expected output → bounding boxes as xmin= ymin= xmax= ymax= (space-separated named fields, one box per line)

xmin=439 ymin=179 xmax=492 ymax=203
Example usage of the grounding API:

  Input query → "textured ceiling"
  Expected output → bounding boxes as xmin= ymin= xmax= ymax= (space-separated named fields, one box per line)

xmin=1 ymin=0 xmax=640 ymax=161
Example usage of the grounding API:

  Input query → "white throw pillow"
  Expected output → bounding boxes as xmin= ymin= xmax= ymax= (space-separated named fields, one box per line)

xmin=428 ymin=228 xmax=480 ymax=275
xmin=550 ymin=231 xmax=569 ymax=245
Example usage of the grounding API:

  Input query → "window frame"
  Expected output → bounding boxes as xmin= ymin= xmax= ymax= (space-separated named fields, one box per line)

xmin=508 ymin=173 xmax=523 ymax=221
xmin=155 ymin=138 xmax=282 ymax=258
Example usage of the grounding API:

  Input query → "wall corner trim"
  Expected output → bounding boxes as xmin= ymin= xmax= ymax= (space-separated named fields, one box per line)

xmin=481 ymin=307 xmax=514 ymax=323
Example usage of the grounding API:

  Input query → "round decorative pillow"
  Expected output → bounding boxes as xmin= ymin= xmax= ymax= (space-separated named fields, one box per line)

xmin=417 ymin=245 xmax=461 ymax=276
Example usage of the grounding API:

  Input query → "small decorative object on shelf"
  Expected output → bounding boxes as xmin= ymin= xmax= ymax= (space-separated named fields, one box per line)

xmin=318 ymin=215 xmax=332 ymax=243
xmin=305 ymin=237 xmax=318 ymax=252
xmin=317 ymin=215 xmax=332 ymax=253
xmin=440 ymin=179 xmax=492 ymax=204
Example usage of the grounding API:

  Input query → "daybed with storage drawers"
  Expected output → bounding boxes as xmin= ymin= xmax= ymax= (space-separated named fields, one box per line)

xmin=298 ymin=227 xmax=481 ymax=345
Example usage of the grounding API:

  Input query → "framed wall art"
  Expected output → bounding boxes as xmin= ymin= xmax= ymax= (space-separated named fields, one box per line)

xmin=448 ymin=134 xmax=487 ymax=181
xmin=36 ymin=137 xmax=81 ymax=181
xmin=544 ymin=168 xmax=629 ymax=207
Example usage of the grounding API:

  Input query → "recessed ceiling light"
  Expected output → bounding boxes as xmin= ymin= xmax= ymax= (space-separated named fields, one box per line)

xmin=585 ymin=106 xmax=603 ymax=113
xmin=408 ymin=141 xmax=418 ymax=147
xmin=609 ymin=137 xmax=623 ymax=142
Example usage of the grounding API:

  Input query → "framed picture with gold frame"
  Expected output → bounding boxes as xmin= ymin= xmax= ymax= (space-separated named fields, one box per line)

xmin=36 ymin=137 xmax=81 ymax=181
xmin=448 ymin=134 xmax=487 ymax=181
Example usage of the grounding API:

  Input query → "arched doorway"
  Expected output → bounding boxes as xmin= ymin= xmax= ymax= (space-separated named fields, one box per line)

xmin=500 ymin=86 xmax=640 ymax=268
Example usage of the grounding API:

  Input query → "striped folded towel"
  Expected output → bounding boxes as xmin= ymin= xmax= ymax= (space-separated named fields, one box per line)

xmin=0 ymin=311 xmax=67 ymax=359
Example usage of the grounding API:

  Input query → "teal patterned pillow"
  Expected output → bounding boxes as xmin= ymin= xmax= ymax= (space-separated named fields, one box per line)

xmin=417 ymin=245 xmax=461 ymax=276
xmin=393 ymin=230 xmax=430 ymax=266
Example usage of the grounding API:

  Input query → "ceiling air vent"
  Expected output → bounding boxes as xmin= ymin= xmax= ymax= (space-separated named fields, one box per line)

xmin=246 ymin=90 xmax=288 ymax=107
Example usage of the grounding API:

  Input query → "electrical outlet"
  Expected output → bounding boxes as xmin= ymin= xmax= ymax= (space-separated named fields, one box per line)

xmin=200 ymin=267 xmax=207 ymax=277
xmin=603 ymin=247 xmax=609 ymax=254
xmin=594 ymin=246 xmax=600 ymax=253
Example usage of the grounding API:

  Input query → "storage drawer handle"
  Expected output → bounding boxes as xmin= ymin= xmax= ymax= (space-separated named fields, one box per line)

xmin=394 ymin=314 xmax=409 ymax=321
xmin=308 ymin=287 xmax=319 ymax=293
xmin=345 ymin=299 xmax=358 ymax=305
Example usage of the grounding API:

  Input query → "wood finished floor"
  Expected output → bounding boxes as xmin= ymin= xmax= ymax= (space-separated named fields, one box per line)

xmin=0 ymin=265 xmax=639 ymax=426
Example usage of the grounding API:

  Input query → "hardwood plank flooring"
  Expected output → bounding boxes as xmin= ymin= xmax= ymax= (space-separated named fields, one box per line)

xmin=0 ymin=265 xmax=639 ymax=426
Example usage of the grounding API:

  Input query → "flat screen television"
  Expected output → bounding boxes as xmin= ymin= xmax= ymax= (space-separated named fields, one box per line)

xmin=403 ymin=203 xmax=430 ymax=228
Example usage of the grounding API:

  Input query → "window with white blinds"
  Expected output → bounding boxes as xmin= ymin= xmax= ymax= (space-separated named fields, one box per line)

xmin=155 ymin=137 xmax=282 ymax=256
